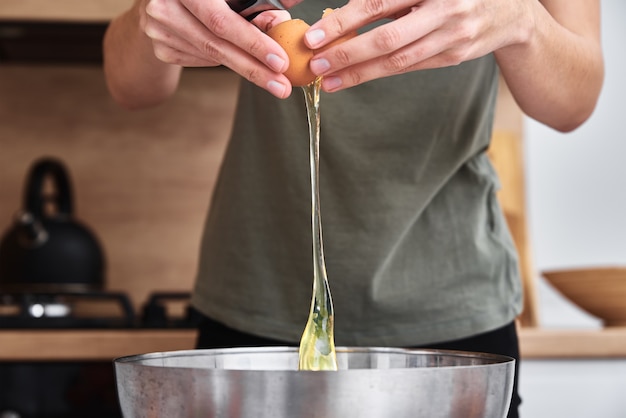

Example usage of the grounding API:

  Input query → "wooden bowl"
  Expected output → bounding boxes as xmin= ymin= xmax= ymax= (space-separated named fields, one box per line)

xmin=542 ymin=267 xmax=626 ymax=327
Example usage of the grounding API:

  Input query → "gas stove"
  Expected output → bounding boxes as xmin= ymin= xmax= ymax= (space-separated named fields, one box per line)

xmin=0 ymin=291 xmax=199 ymax=418
xmin=0 ymin=291 xmax=200 ymax=330
xmin=0 ymin=291 xmax=134 ymax=329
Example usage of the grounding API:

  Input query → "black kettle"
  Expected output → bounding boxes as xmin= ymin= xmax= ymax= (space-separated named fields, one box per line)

xmin=0 ymin=157 xmax=106 ymax=293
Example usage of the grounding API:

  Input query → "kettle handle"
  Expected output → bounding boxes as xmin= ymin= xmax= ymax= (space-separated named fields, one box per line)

xmin=23 ymin=157 xmax=74 ymax=219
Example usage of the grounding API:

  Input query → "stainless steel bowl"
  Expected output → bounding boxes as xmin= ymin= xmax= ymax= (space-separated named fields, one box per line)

xmin=114 ymin=346 xmax=515 ymax=418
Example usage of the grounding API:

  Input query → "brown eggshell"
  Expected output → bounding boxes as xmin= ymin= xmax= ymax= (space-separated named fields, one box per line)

xmin=267 ymin=19 xmax=317 ymax=87
xmin=316 ymin=8 xmax=358 ymax=52
xmin=266 ymin=11 xmax=357 ymax=87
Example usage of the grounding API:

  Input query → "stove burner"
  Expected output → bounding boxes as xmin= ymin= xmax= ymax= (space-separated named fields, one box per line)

xmin=140 ymin=292 xmax=201 ymax=329
xmin=0 ymin=291 xmax=135 ymax=329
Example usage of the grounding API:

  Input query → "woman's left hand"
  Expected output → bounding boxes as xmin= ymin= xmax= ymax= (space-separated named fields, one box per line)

xmin=304 ymin=0 xmax=604 ymax=132
xmin=305 ymin=0 xmax=531 ymax=91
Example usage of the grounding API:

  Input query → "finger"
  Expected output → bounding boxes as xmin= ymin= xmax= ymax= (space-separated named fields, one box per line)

xmin=251 ymin=9 xmax=292 ymax=32
xmin=304 ymin=0 xmax=416 ymax=49
xmin=180 ymin=0 xmax=290 ymax=72
xmin=145 ymin=12 xmax=220 ymax=65
xmin=318 ymin=29 xmax=460 ymax=92
xmin=145 ymin=0 xmax=211 ymax=52
xmin=310 ymin=6 xmax=444 ymax=76
xmin=147 ymin=0 xmax=234 ymax=63
xmin=153 ymin=42 xmax=221 ymax=67
xmin=279 ymin=0 xmax=304 ymax=7
xmin=148 ymin=0 xmax=293 ymax=98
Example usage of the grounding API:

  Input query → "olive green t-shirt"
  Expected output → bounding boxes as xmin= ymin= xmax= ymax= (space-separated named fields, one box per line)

xmin=191 ymin=1 xmax=523 ymax=346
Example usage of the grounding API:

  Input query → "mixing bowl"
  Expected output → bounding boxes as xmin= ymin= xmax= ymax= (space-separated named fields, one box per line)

xmin=543 ymin=267 xmax=626 ymax=326
xmin=114 ymin=346 xmax=515 ymax=418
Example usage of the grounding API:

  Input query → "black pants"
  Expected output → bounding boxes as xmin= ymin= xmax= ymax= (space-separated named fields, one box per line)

xmin=196 ymin=317 xmax=521 ymax=418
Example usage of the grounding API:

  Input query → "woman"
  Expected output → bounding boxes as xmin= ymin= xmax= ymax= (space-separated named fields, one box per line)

xmin=103 ymin=1 xmax=603 ymax=416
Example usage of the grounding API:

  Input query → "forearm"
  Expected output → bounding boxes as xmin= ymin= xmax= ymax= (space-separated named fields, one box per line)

xmin=495 ymin=0 xmax=604 ymax=132
xmin=103 ymin=0 xmax=182 ymax=109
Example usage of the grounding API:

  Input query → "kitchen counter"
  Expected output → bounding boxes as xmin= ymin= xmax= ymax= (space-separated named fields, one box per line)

xmin=0 ymin=329 xmax=197 ymax=361
xmin=519 ymin=327 xmax=626 ymax=359
xmin=1 ymin=327 xmax=626 ymax=361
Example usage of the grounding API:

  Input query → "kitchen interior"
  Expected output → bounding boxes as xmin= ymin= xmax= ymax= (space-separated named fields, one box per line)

xmin=1 ymin=1 xmax=625 ymax=417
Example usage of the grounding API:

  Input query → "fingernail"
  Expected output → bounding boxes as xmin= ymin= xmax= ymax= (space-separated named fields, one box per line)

xmin=305 ymin=29 xmax=326 ymax=48
xmin=310 ymin=58 xmax=331 ymax=75
xmin=266 ymin=53 xmax=286 ymax=72
xmin=267 ymin=80 xmax=288 ymax=97
xmin=322 ymin=76 xmax=342 ymax=91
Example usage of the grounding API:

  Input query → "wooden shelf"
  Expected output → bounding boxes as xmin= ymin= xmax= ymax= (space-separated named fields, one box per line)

xmin=0 ymin=329 xmax=197 ymax=361
xmin=1 ymin=327 xmax=626 ymax=361
xmin=0 ymin=0 xmax=131 ymax=22
xmin=519 ymin=327 xmax=626 ymax=359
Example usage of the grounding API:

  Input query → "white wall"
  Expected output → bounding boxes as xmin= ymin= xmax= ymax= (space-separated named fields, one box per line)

xmin=520 ymin=2 xmax=626 ymax=417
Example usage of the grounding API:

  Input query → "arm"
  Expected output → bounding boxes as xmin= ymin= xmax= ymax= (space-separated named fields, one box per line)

xmin=494 ymin=0 xmax=603 ymax=132
xmin=103 ymin=0 xmax=183 ymax=109
xmin=304 ymin=0 xmax=604 ymax=132
xmin=103 ymin=0 xmax=296 ymax=109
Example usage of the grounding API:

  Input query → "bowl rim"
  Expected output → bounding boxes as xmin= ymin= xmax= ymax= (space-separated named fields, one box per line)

xmin=113 ymin=346 xmax=515 ymax=370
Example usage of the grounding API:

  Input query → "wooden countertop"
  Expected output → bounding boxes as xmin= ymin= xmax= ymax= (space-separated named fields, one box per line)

xmin=0 ymin=329 xmax=197 ymax=361
xmin=1 ymin=327 xmax=625 ymax=361
xmin=519 ymin=327 xmax=626 ymax=360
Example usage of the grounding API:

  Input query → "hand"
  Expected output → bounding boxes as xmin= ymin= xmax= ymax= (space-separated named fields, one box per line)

xmin=305 ymin=0 xmax=530 ymax=92
xmin=139 ymin=0 xmax=296 ymax=97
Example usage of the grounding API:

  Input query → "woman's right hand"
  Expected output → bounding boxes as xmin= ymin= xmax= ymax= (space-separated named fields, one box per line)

xmin=111 ymin=0 xmax=296 ymax=100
